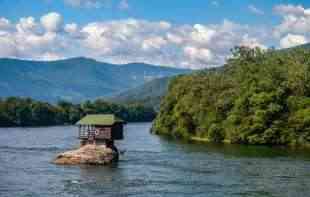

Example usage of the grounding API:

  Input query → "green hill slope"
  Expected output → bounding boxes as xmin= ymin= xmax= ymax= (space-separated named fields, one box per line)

xmin=0 ymin=57 xmax=190 ymax=102
xmin=111 ymin=77 xmax=171 ymax=110
xmin=152 ymin=47 xmax=310 ymax=147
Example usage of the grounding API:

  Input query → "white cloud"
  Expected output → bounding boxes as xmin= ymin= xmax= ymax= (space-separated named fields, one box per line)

xmin=64 ymin=23 xmax=78 ymax=34
xmin=273 ymin=4 xmax=310 ymax=37
xmin=40 ymin=52 xmax=64 ymax=61
xmin=64 ymin=23 xmax=86 ymax=39
xmin=273 ymin=4 xmax=307 ymax=16
xmin=159 ymin=21 xmax=171 ymax=29
xmin=8 ymin=4 xmax=304 ymax=69
xmin=16 ymin=17 xmax=38 ymax=33
xmin=191 ymin=24 xmax=216 ymax=44
xmin=0 ymin=34 xmax=17 ymax=58
xmin=248 ymin=5 xmax=264 ymax=15
xmin=0 ymin=13 xmax=269 ymax=69
xmin=280 ymin=33 xmax=308 ymax=48
xmin=142 ymin=36 xmax=167 ymax=51
xmin=273 ymin=4 xmax=310 ymax=48
xmin=166 ymin=33 xmax=183 ymax=44
xmin=76 ymin=18 xmax=268 ymax=68
xmin=241 ymin=34 xmax=267 ymax=49
xmin=0 ymin=18 xmax=12 ymax=31
xmin=40 ymin=12 xmax=63 ymax=32
xmin=0 ymin=12 xmax=69 ymax=60
xmin=183 ymin=46 xmax=213 ymax=63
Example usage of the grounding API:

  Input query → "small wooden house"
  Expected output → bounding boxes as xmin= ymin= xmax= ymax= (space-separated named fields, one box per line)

xmin=76 ymin=114 xmax=125 ymax=146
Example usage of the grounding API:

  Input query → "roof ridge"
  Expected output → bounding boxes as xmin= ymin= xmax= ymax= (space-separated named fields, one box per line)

xmin=76 ymin=114 xmax=123 ymax=126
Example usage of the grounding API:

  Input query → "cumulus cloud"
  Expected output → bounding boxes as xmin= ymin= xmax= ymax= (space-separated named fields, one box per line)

xmin=240 ymin=34 xmax=267 ymax=49
xmin=0 ymin=13 xmax=70 ymax=60
xmin=166 ymin=33 xmax=183 ymax=44
xmin=0 ymin=12 xmax=269 ymax=69
xmin=16 ymin=17 xmax=38 ymax=33
xmin=0 ymin=34 xmax=17 ymax=58
xmin=142 ymin=36 xmax=167 ymax=51
xmin=10 ymin=3 xmax=305 ymax=69
xmin=273 ymin=4 xmax=310 ymax=37
xmin=183 ymin=46 xmax=213 ymax=63
xmin=0 ymin=18 xmax=12 ymax=31
xmin=191 ymin=24 xmax=216 ymax=44
xmin=40 ymin=12 xmax=63 ymax=32
xmin=273 ymin=4 xmax=307 ymax=16
xmin=64 ymin=23 xmax=78 ymax=34
xmin=76 ymin=18 xmax=267 ymax=69
xmin=280 ymin=33 xmax=308 ymax=48
xmin=273 ymin=4 xmax=310 ymax=49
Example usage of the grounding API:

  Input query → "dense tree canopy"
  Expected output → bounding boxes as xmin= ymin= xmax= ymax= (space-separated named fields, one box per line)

xmin=152 ymin=47 xmax=310 ymax=146
xmin=0 ymin=97 xmax=156 ymax=127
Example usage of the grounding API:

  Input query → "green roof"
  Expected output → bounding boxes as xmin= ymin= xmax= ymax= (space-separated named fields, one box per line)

xmin=76 ymin=114 xmax=123 ymax=126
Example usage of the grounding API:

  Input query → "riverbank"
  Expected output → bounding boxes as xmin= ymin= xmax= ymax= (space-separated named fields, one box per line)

xmin=189 ymin=136 xmax=310 ymax=149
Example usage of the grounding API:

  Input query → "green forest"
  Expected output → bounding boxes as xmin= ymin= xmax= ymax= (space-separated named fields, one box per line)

xmin=152 ymin=47 xmax=310 ymax=147
xmin=0 ymin=97 xmax=156 ymax=127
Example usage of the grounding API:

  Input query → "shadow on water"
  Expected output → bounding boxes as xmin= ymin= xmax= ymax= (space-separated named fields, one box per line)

xmin=157 ymin=135 xmax=310 ymax=160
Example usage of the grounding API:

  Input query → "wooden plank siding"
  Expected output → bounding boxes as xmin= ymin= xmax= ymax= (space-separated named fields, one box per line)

xmin=78 ymin=124 xmax=123 ymax=140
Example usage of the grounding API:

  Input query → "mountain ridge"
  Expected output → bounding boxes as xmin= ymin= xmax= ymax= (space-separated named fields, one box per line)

xmin=111 ymin=77 xmax=171 ymax=110
xmin=0 ymin=57 xmax=182 ymax=69
xmin=0 ymin=57 xmax=191 ymax=102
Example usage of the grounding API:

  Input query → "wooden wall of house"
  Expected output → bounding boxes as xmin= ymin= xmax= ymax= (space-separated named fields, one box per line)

xmin=94 ymin=124 xmax=123 ymax=140
xmin=78 ymin=124 xmax=124 ymax=141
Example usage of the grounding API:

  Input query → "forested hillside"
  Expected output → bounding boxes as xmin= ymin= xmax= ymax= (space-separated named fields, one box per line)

xmin=0 ymin=57 xmax=190 ymax=102
xmin=112 ymin=77 xmax=171 ymax=111
xmin=152 ymin=47 xmax=310 ymax=146
xmin=0 ymin=97 xmax=156 ymax=127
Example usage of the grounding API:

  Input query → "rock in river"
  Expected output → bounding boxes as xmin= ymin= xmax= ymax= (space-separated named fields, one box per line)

xmin=53 ymin=144 xmax=118 ymax=165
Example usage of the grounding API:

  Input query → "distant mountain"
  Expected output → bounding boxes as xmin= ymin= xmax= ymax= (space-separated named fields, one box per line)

xmin=112 ymin=68 xmax=218 ymax=110
xmin=0 ymin=57 xmax=191 ymax=102
xmin=280 ymin=43 xmax=310 ymax=52
xmin=112 ymin=76 xmax=172 ymax=110
xmin=294 ymin=43 xmax=310 ymax=49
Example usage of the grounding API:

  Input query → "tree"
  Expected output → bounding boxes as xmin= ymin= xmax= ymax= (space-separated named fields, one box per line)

xmin=153 ymin=46 xmax=310 ymax=147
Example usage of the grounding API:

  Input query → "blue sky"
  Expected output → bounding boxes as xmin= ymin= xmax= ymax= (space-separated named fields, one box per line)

xmin=0 ymin=0 xmax=310 ymax=68
xmin=1 ymin=0 xmax=309 ymax=25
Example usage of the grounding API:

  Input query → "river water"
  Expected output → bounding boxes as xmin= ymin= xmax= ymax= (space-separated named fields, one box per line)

xmin=1 ymin=123 xmax=310 ymax=197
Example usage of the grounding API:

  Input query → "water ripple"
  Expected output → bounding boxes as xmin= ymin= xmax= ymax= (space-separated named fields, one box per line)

xmin=0 ymin=145 xmax=64 ymax=152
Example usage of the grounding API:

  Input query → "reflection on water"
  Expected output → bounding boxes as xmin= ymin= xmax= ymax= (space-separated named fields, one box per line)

xmin=1 ymin=123 xmax=310 ymax=197
xmin=168 ymin=139 xmax=310 ymax=159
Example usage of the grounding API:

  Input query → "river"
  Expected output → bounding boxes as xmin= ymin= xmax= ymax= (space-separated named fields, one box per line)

xmin=1 ymin=123 xmax=310 ymax=197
